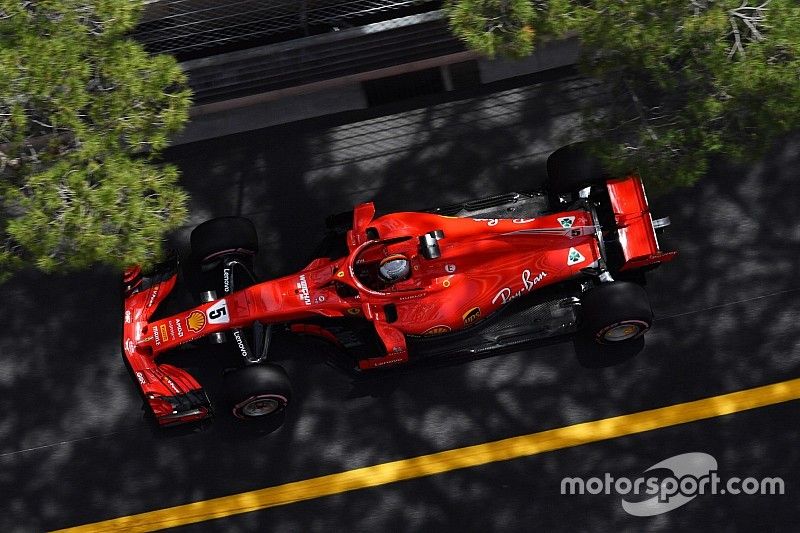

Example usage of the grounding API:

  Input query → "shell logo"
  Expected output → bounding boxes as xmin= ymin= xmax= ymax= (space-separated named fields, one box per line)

xmin=186 ymin=310 xmax=206 ymax=333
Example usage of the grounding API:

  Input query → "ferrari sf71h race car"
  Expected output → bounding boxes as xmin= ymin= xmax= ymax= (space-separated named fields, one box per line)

xmin=121 ymin=145 xmax=676 ymax=428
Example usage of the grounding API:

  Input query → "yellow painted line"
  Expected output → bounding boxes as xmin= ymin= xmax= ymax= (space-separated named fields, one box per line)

xmin=54 ymin=377 xmax=800 ymax=533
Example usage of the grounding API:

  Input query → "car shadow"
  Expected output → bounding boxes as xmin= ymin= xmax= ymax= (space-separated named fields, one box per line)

xmin=573 ymin=336 xmax=645 ymax=369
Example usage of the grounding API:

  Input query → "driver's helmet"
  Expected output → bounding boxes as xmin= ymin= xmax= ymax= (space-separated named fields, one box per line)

xmin=378 ymin=254 xmax=411 ymax=283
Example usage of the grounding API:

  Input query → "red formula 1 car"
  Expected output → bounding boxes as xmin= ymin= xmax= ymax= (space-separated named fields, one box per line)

xmin=121 ymin=145 xmax=676 ymax=428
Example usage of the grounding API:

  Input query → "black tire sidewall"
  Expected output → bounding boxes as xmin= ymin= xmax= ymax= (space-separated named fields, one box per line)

xmin=581 ymin=282 xmax=653 ymax=344
xmin=191 ymin=217 xmax=259 ymax=263
xmin=546 ymin=143 xmax=606 ymax=195
xmin=224 ymin=364 xmax=292 ymax=420
xmin=594 ymin=319 xmax=652 ymax=344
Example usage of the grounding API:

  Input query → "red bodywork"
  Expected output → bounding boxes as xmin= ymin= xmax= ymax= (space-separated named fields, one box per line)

xmin=122 ymin=176 xmax=674 ymax=425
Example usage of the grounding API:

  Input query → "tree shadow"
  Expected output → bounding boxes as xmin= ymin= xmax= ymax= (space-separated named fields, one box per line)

xmin=1 ymin=73 xmax=799 ymax=531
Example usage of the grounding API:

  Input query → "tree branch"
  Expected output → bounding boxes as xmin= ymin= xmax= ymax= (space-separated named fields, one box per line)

xmin=728 ymin=17 xmax=745 ymax=58
xmin=623 ymin=78 xmax=659 ymax=142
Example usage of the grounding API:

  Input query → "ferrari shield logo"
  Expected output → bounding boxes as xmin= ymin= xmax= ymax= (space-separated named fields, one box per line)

xmin=558 ymin=216 xmax=575 ymax=228
xmin=567 ymin=247 xmax=585 ymax=266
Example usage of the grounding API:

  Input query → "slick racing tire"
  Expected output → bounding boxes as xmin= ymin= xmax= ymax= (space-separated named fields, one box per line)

xmin=191 ymin=216 xmax=259 ymax=264
xmin=581 ymin=281 xmax=653 ymax=344
xmin=224 ymin=363 xmax=292 ymax=421
xmin=546 ymin=142 xmax=607 ymax=195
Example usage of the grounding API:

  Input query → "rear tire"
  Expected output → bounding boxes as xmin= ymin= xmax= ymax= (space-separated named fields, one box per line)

xmin=191 ymin=217 xmax=258 ymax=264
xmin=224 ymin=364 xmax=292 ymax=422
xmin=546 ymin=143 xmax=607 ymax=195
xmin=325 ymin=210 xmax=354 ymax=233
xmin=581 ymin=282 xmax=653 ymax=344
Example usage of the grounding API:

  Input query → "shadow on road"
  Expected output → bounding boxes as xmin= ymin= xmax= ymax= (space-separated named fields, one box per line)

xmin=0 ymin=75 xmax=798 ymax=531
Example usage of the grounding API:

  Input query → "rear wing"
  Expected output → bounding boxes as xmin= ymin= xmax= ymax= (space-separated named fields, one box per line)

xmin=606 ymin=176 xmax=677 ymax=271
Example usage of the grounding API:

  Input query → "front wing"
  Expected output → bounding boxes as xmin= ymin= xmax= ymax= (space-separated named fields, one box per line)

xmin=122 ymin=258 xmax=213 ymax=427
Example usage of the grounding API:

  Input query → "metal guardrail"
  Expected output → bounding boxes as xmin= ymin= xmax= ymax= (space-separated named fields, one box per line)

xmin=138 ymin=0 xmax=579 ymax=146
xmin=180 ymin=11 xmax=466 ymax=106
xmin=137 ymin=0 xmax=441 ymax=57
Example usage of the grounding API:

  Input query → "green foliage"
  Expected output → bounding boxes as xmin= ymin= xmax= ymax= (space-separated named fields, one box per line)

xmin=445 ymin=0 xmax=539 ymax=58
xmin=548 ymin=0 xmax=800 ymax=191
xmin=448 ymin=0 xmax=800 ymax=190
xmin=3 ymin=153 xmax=187 ymax=273
xmin=0 ymin=0 xmax=191 ymax=282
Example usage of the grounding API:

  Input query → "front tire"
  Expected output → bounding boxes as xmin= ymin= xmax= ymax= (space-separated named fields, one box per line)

xmin=581 ymin=282 xmax=653 ymax=344
xmin=191 ymin=216 xmax=258 ymax=264
xmin=224 ymin=364 xmax=292 ymax=422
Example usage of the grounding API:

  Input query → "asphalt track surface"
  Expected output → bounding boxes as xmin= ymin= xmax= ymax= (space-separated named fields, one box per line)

xmin=1 ymin=69 xmax=799 ymax=531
